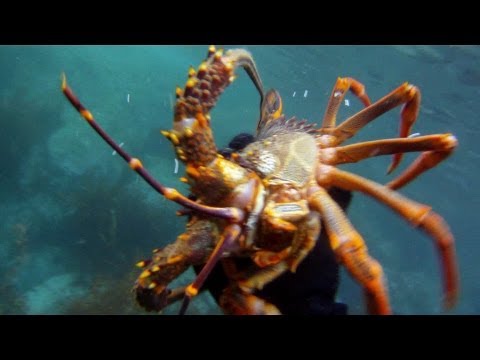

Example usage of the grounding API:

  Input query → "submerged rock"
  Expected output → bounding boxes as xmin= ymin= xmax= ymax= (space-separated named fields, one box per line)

xmin=25 ymin=273 xmax=87 ymax=314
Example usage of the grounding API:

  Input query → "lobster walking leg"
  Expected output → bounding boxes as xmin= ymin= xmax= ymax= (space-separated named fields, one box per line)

xmin=316 ymin=164 xmax=459 ymax=309
xmin=324 ymin=82 xmax=421 ymax=174
xmin=220 ymin=286 xmax=282 ymax=315
xmin=134 ymin=217 xmax=219 ymax=312
xmin=287 ymin=212 xmax=321 ymax=273
xmin=308 ymin=186 xmax=391 ymax=314
xmin=219 ymin=261 xmax=291 ymax=314
xmin=387 ymin=144 xmax=457 ymax=190
xmin=321 ymin=77 xmax=371 ymax=129
xmin=179 ymin=223 xmax=241 ymax=315
xmin=319 ymin=133 xmax=458 ymax=190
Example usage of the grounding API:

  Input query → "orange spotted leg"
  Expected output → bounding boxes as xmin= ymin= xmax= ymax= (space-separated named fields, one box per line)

xmin=320 ymin=133 xmax=458 ymax=190
xmin=179 ymin=224 xmax=241 ymax=315
xmin=321 ymin=77 xmax=372 ymax=130
xmin=324 ymin=83 xmax=421 ymax=174
xmin=61 ymin=74 xmax=244 ymax=223
xmin=308 ymin=186 xmax=391 ymax=314
xmin=317 ymin=164 xmax=459 ymax=309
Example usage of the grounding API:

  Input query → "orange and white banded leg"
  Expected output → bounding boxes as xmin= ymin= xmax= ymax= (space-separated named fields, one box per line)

xmin=322 ymin=83 xmax=421 ymax=174
xmin=317 ymin=165 xmax=458 ymax=309
xmin=386 ymin=136 xmax=457 ymax=190
xmin=319 ymin=133 xmax=458 ymax=190
xmin=321 ymin=77 xmax=372 ymax=130
xmin=308 ymin=186 xmax=391 ymax=314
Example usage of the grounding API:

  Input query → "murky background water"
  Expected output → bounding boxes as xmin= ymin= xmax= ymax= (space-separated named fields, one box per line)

xmin=1 ymin=45 xmax=478 ymax=314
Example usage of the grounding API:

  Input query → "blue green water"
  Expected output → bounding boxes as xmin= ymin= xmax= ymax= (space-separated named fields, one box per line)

xmin=0 ymin=45 xmax=478 ymax=314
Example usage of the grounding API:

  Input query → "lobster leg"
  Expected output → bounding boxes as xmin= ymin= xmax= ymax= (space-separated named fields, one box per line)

xmin=134 ymin=217 xmax=219 ymax=312
xmin=236 ymin=261 xmax=289 ymax=293
xmin=252 ymin=211 xmax=321 ymax=272
xmin=219 ymin=261 xmax=290 ymax=314
xmin=320 ymin=134 xmax=458 ymax=190
xmin=386 ymin=146 xmax=456 ymax=190
xmin=179 ymin=223 xmax=241 ymax=315
xmin=321 ymin=77 xmax=371 ymax=129
xmin=308 ymin=186 xmax=391 ymax=314
xmin=61 ymin=75 xmax=244 ymax=223
xmin=165 ymin=256 xmax=241 ymax=307
xmin=287 ymin=212 xmax=321 ymax=273
xmin=219 ymin=285 xmax=282 ymax=315
xmin=316 ymin=164 xmax=459 ymax=309
xmin=323 ymin=82 xmax=421 ymax=174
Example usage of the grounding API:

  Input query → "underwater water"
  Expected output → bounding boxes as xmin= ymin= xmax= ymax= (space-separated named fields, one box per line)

xmin=0 ymin=45 xmax=478 ymax=315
